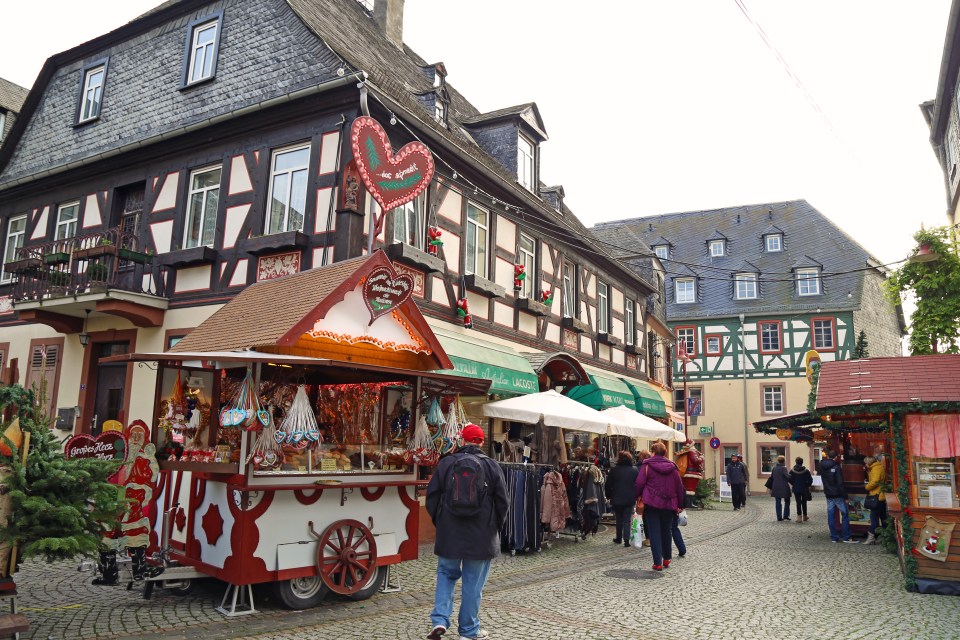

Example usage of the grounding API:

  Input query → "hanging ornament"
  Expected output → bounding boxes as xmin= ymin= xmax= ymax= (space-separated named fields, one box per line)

xmin=540 ymin=289 xmax=554 ymax=306
xmin=428 ymin=226 xmax=443 ymax=256
xmin=409 ymin=415 xmax=440 ymax=466
xmin=246 ymin=407 xmax=284 ymax=471
xmin=278 ymin=385 xmax=322 ymax=449
xmin=457 ymin=297 xmax=472 ymax=329
xmin=513 ymin=264 xmax=526 ymax=291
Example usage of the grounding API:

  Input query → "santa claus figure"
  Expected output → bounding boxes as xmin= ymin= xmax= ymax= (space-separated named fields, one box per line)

xmin=926 ymin=533 xmax=940 ymax=554
xmin=674 ymin=439 xmax=705 ymax=507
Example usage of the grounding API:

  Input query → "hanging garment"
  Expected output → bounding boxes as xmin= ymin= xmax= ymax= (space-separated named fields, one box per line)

xmin=541 ymin=471 xmax=571 ymax=532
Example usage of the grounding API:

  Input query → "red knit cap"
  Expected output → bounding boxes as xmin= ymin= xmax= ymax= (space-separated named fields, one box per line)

xmin=461 ymin=424 xmax=485 ymax=444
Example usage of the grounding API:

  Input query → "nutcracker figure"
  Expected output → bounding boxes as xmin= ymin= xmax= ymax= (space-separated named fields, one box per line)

xmin=674 ymin=439 xmax=705 ymax=508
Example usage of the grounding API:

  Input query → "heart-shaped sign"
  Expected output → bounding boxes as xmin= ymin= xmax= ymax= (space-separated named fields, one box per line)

xmin=362 ymin=266 xmax=414 ymax=325
xmin=350 ymin=116 xmax=435 ymax=223
xmin=64 ymin=432 xmax=128 ymax=482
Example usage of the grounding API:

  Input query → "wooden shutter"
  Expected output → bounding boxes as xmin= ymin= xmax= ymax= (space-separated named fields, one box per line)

xmin=27 ymin=344 xmax=60 ymax=420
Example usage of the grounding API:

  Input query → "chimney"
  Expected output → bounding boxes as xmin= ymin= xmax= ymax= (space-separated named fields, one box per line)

xmin=374 ymin=0 xmax=405 ymax=50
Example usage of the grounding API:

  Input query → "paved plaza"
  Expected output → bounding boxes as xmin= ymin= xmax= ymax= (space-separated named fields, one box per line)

xmin=19 ymin=496 xmax=960 ymax=640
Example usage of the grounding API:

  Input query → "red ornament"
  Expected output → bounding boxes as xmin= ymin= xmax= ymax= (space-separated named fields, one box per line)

xmin=456 ymin=298 xmax=472 ymax=329
xmin=428 ymin=226 xmax=443 ymax=256
xmin=350 ymin=116 xmax=435 ymax=234
xmin=540 ymin=289 xmax=554 ymax=306
xmin=513 ymin=264 xmax=526 ymax=291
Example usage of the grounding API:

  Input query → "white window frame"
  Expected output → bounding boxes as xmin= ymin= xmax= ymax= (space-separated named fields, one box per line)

xmin=392 ymin=192 xmax=425 ymax=250
xmin=654 ymin=245 xmax=669 ymax=260
xmin=55 ymin=202 xmax=80 ymax=241
xmin=705 ymin=335 xmax=721 ymax=355
xmin=709 ymin=240 xmax=725 ymax=257
xmin=625 ymin=298 xmax=636 ymax=346
xmin=562 ymin=262 xmax=575 ymax=318
xmin=187 ymin=19 xmax=219 ymax=85
xmin=796 ymin=268 xmax=821 ymax=296
xmin=265 ymin=144 xmax=310 ymax=235
xmin=1 ymin=215 xmax=27 ymax=284
xmin=676 ymin=327 xmax=696 ymax=357
xmin=79 ymin=65 xmax=105 ymax=123
xmin=813 ymin=318 xmax=835 ymax=350
xmin=184 ymin=165 xmax=222 ymax=249
xmin=760 ymin=321 xmax=781 ymax=353
xmin=0 ymin=111 xmax=7 ymax=142
xmin=517 ymin=135 xmax=535 ymax=191
xmin=763 ymin=385 xmax=785 ymax=414
xmin=465 ymin=201 xmax=489 ymax=278
xmin=765 ymin=234 xmax=782 ymax=252
xmin=735 ymin=273 xmax=757 ymax=300
xmin=518 ymin=232 xmax=536 ymax=299
xmin=675 ymin=277 xmax=696 ymax=304
xmin=597 ymin=281 xmax=610 ymax=334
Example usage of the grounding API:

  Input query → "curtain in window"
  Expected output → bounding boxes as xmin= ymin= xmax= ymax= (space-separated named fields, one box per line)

xmin=907 ymin=414 xmax=960 ymax=458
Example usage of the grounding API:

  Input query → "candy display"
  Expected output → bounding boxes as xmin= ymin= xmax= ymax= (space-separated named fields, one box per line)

xmin=276 ymin=385 xmax=322 ymax=448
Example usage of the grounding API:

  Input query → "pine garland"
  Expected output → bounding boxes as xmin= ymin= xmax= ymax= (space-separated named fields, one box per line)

xmin=376 ymin=172 xmax=422 ymax=192
xmin=365 ymin=136 xmax=381 ymax=171
xmin=891 ymin=413 xmax=918 ymax=591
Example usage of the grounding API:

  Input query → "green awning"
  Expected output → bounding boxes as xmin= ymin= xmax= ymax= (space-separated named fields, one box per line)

xmin=565 ymin=373 xmax=636 ymax=410
xmin=432 ymin=329 xmax=539 ymax=396
xmin=621 ymin=378 xmax=668 ymax=418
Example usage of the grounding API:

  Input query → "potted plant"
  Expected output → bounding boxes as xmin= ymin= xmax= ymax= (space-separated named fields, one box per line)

xmin=74 ymin=237 xmax=117 ymax=261
xmin=44 ymin=251 xmax=70 ymax=265
xmin=87 ymin=262 xmax=109 ymax=281
xmin=118 ymin=246 xmax=152 ymax=265
xmin=47 ymin=270 xmax=70 ymax=287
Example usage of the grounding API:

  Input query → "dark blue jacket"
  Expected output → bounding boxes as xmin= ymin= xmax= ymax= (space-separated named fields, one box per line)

xmin=725 ymin=461 xmax=747 ymax=485
xmin=605 ymin=461 xmax=639 ymax=507
xmin=426 ymin=446 xmax=509 ymax=560
xmin=788 ymin=465 xmax=813 ymax=495
xmin=819 ymin=458 xmax=847 ymax=499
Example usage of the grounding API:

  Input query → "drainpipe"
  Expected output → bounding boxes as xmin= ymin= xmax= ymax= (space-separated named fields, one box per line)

xmin=740 ymin=313 xmax=749 ymax=479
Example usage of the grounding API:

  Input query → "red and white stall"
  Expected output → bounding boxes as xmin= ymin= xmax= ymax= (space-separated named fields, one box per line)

xmin=103 ymin=252 xmax=486 ymax=613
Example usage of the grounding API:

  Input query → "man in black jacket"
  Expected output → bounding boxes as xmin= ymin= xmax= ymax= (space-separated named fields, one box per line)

xmin=820 ymin=447 xmax=856 ymax=543
xmin=725 ymin=454 xmax=748 ymax=511
xmin=426 ymin=424 xmax=508 ymax=640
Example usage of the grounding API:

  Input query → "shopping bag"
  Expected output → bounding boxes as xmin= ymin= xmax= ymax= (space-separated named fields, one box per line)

xmin=630 ymin=514 xmax=644 ymax=548
xmin=677 ymin=509 xmax=688 ymax=527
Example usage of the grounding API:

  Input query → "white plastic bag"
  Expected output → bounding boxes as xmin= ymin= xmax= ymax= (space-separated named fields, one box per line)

xmin=677 ymin=509 xmax=688 ymax=527
xmin=630 ymin=514 xmax=644 ymax=548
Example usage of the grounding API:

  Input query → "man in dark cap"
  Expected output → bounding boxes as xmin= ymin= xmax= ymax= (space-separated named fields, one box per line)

xmin=725 ymin=453 xmax=748 ymax=511
xmin=426 ymin=423 xmax=508 ymax=640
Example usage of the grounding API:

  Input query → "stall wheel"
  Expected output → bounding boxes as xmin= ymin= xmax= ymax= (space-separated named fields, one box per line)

xmin=315 ymin=519 xmax=378 ymax=596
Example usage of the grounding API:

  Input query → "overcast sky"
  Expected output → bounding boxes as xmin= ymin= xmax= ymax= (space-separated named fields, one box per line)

xmin=0 ymin=0 xmax=952 ymax=272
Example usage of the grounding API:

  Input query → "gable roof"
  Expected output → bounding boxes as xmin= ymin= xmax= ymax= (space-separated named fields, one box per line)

xmin=171 ymin=251 xmax=452 ymax=371
xmin=816 ymin=355 xmax=960 ymax=409
xmin=0 ymin=77 xmax=28 ymax=114
xmin=461 ymin=103 xmax=548 ymax=140
xmin=592 ymin=200 xmax=881 ymax=320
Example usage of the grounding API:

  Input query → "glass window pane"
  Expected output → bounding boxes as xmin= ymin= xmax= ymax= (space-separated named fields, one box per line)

xmin=191 ymin=54 xmax=205 ymax=82
xmin=268 ymin=173 xmax=289 ymax=234
xmin=466 ymin=222 xmax=477 ymax=274
xmin=193 ymin=168 xmax=221 ymax=190
xmin=275 ymin=147 xmax=310 ymax=173
xmin=202 ymin=188 xmax=219 ymax=244
xmin=289 ymin=169 xmax=307 ymax=232
xmin=475 ymin=226 xmax=487 ymax=278
xmin=202 ymin=44 xmax=215 ymax=78
xmin=197 ymin=23 xmax=216 ymax=45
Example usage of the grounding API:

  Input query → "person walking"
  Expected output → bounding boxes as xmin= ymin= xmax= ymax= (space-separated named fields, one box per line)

xmin=766 ymin=455 xmax=793 ymax=521
xmin=788 ymin=456 xmax=813 ymax=523
xmin=863 ymin=456 xmax=887 ymax=545
xmin=635 ymin=441 xmax=685 ymax=572
xmin=425 ymin=424 xmax=509 ymax=640
xmin=726 ymin=454 xmax=747 ymax=511
xmin=605 ymin=450 xmax=640 ymax=548
xmin=820 ymin=447 xmax=857 ymax=544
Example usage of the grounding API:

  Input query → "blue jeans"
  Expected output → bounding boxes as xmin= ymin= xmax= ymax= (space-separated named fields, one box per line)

xmin=775 ymin=495 xmax=792 ymax=520
xmin=430 ymin=556 xmax=491 ymax=636
xmin=826 ymin=497 xmax=852 ymax=541
xmin=869 ymin=500 xmax=888 ymax=535
xmin=645 ymin=507 xmax=674 ymax=566
xmin=671 ymin=513 xmax=686 ymax=556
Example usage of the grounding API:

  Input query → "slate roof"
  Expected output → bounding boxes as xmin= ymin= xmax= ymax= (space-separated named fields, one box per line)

xmin=592 ymin=200 xmax=879 ymax=321
xmin=816 ymin=355 xmax=960 ymax=409
xmin=0 ymin=77 xmax=28 ymax=114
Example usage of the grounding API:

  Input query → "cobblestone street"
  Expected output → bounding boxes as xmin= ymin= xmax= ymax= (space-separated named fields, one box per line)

xmin=20 ymin=497 xmax=960 ymax=640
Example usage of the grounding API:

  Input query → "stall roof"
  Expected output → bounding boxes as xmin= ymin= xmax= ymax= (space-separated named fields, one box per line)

xmin=169 ymin=252 xmax=452 ymax=371
xmin=601 ymin=406 xmax=686 ymax=441
xmin=816 ymin=355 xmax=960 ymax=409
xmin=430 ymin=326 xmax=538 ymax=396
xmin=753 ymin=411 xmax=821 ymax=434
xmin=483 ymin=389 xmax=610 ymax=434
xmin=565 ymin=371 xmax=636 ymax=411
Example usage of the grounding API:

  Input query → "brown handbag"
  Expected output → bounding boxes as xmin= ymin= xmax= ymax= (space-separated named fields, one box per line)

xmin=635 ymin=465 xmax=648 ymax=514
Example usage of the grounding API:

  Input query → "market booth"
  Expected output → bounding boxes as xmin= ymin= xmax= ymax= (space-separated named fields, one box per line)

xmin=755 ymin=355 xmax=960 ymax=594
xmin=103 ymin=252 xmax=488 ymax=611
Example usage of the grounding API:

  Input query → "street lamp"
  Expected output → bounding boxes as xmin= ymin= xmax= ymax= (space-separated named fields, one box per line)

xmin=78 ymin=309 xmax=91 ymax=348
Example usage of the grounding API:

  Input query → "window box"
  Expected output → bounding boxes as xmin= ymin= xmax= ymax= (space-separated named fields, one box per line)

xmin=516 ymin=297 xmax=549 ymax=316
xmin=5 ymin=257 xmax=42 ymax=275
xmin=154 ymin=246 xmax=218 ymax=269
xmin=44 ymin=252 xmax=71 ymax=265
xmin=598 ymin=332 xmax=622 ymax=347
xmin=118 ymin=248 xmax=152 ymax=265
xmin=625 ymin=342 xmax=643 ymax=355
xmin=464 ymin=273 xmax=505 ymax=299
xmin=74 ymin=244 xmax=116 ymax=260
xmin=238 ymin=230 xmax=308 ymax=256
xmin=385 ymin=242 xmax=445 ymax=274
xmin=561 ymin=316 xmax=590 ymax=333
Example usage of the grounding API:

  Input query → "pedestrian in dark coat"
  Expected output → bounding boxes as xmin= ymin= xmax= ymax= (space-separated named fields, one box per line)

xmin=605 ymin=450 xmax=639 ymax=547
xmin=788 ymin=457 xmax=813 ymax=522
xmin=635 ymin=441 xmax=685 ymax=572
xmin=765 ymin=455 xmax=793 ymax=521
xmin=426 ymin=424 xmax=508 ymax=640
xmin=725 ymin=454 xmax=748 ymax=510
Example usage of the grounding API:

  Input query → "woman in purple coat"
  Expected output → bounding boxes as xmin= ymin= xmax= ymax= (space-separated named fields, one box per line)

xmin=635 ymin=441 xmax=686 ymax=571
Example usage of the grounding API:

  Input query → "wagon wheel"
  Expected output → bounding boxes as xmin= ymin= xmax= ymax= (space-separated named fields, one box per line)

xmin=315 ymin=519 xmax=378 ymax=595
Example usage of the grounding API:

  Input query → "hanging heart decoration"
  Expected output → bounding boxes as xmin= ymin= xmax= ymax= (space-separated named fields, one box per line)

xmin=350 ymin=115 xmax=435 ymax=232
xmin=362 ymin=266 xmax=414 ymax=325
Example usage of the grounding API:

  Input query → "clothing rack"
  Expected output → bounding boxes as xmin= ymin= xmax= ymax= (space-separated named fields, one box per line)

xmin=497 ymin=462 xmax=547 ymax=555
xmin=558 ymin=462 xmax=608 ymax=540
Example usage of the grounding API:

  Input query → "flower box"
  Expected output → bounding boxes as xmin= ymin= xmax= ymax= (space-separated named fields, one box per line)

xmin=43 ymin=252 xmax=70 ymax=265
xmin=74 ymin=244 xmax=117 ymax=260
xmin=118 ymin=248 xmax=152 ymax=264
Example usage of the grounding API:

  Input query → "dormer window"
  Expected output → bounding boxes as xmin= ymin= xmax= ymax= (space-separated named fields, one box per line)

xmin=796 ymin=268 xmax=821 ymax=296
xmin=675 ymin=277 xmax=696 ymax=304
xmin=765 ymin=233 xmax=783 ymax=252
xmin=654 ymin=245 xmax=669 ymax=260
xmin=435 ymin=99 xmax=447 ymax=125
xmin=709 ymin=239 xmax=725 ymax=257
xmin=518 ymin=135 xmax=535 ymax=191
xmin=735 ymin=273 xmax=757 ymax=300
xmin=78 ymin=62 xmax=107 ymax=124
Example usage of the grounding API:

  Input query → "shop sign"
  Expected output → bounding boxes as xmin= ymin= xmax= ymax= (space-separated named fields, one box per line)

xmin=350 ymin=116 xmax=435 ymax=220
xmin=699 ymin=426 xmax=713 ymax=436
xmin=448 ymin=356 xmax=538 ymax=395
xmin=65 ymin=432 xmax=128 ymax=482
xmin=362 ymin=266 xmax=414 ymax=325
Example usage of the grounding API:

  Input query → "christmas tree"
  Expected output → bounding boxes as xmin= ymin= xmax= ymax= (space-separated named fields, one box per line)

xmin=853 ymin=330 xmax=869 ymax=359
xmin=0 ymin=378 xmax=126 ymax=563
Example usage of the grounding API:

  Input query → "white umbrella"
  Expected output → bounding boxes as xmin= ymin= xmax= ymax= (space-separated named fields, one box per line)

xmin=601 ymin=405 xmax=687 ymax=442
xmin=482 ymin=389 xmax=609 ymax=434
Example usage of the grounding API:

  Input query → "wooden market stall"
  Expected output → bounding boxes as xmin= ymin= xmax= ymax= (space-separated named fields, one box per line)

xmin=101 ymin=252 xmax=488 ymax=612
xmin=755 ymin=355 xmax=960 ymax=594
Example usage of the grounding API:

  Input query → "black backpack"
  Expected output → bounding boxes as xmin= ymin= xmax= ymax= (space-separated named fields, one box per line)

xmin=443 ymin=452 xmax=488 ymax=517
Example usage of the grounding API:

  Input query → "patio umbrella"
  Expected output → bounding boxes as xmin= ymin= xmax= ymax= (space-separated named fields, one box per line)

xmin=601 ymin=405 xmax=686 ymax=442
xmin=482 ymin=389 xmax=609 ymax=434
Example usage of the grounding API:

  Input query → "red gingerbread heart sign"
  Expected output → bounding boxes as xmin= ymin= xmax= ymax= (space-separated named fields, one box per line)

xmin=64 ymin=431 xmax=128 ymax=482
xmin=362 ymin=266 xmax=414 ymax=325
xmin=350 ymin=116 xmax=435 ymax=217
